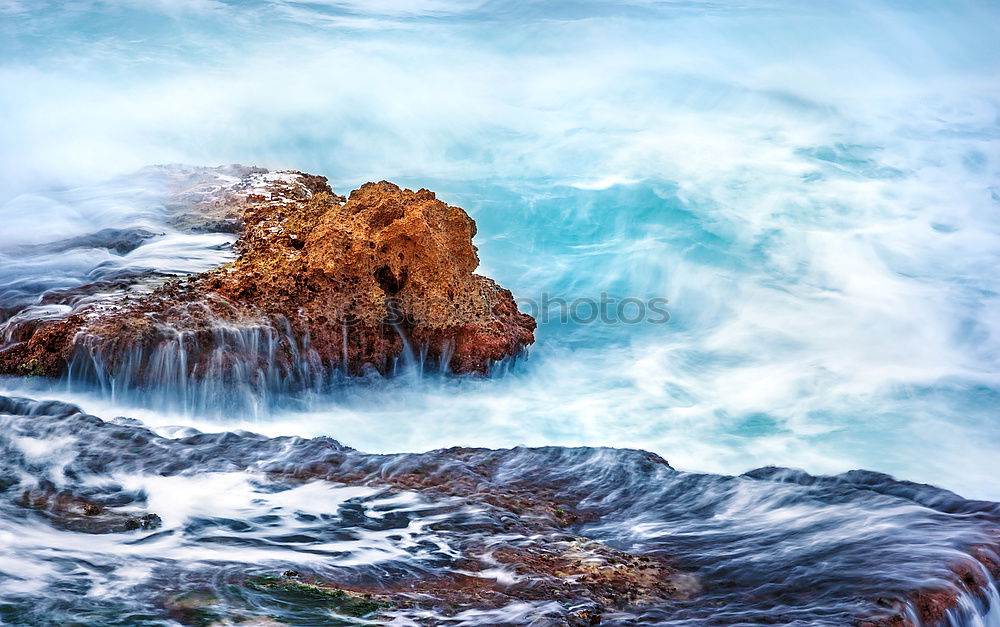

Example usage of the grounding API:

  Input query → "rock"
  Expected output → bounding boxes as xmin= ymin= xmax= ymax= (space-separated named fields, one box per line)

xmin=0 ymin=167 xmax=536 ymax=384
xmin=207 ymin=177 xmax=536 ymax=375
xmin=858 ymin=550 xmax=1000 ymax=626
xmin=123 ymin=513 xmax=163 ymax=531
xmin=16 ymin=487 xmax=162 ymax=534
xmin=566 ymin=604 xmax=603 ymax=626
xmin=0 ymin=315 xmax=83 ymax=380
xmin=7 ymin=227 xmax=161 ymax=256
xmin=245 ymin=575 xmax=390 ymax=618
xmin=162 ymin=589 xmax=224 ymax=626
xmin=2 ymin=395 xmax=999 ymax=625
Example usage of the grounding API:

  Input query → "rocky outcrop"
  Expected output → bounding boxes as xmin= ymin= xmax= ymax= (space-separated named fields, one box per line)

xmin=0 ymin=167 xmax=535 ymax=384
xmin=2 ymin=394 xmax=998 ymax=626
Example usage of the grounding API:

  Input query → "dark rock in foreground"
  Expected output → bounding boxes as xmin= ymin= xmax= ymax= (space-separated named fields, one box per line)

xmin=0 ymin=394 xmax=997 ymax=626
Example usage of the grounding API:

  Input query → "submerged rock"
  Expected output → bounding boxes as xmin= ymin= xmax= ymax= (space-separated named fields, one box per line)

xmin=1 ymin=394 xmax=998 ymax=626
xmin=0 ymin=167 xmax=535 ymax=386
xmin=7 ymin=227 xmax=161 ymax=257
xmin=15 ymin=487 xmax=163 ymax=534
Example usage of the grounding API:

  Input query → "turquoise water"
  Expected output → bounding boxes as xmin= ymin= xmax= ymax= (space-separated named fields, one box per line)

xmin=2 ymin=0 xmax=1000 ymax=499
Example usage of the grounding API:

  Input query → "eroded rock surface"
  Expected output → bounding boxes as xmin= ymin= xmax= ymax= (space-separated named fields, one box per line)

xmin=0 ymin=395 xmax=998 ymax=626
xmin=0 ymin=167 xmax=535 ymax=386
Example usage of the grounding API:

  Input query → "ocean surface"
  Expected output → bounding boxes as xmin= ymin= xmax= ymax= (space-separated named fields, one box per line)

xmin=1 ymin=2 xmax=1000 ymax=624
xmin=3 ymin=0 xmax=998 ymax=499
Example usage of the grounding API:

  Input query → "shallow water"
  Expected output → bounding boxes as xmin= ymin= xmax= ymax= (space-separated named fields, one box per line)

xmin=0 ymin=395 xmax=998 ymax=625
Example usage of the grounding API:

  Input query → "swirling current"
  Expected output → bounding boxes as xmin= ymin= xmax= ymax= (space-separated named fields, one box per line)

xmin=1 ymin=0 xmax=999 ymax=625
xmin=0 ymin=395 xmax=998 ymax=625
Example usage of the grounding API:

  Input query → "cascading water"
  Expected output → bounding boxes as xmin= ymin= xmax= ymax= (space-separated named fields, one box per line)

xmin=65 ymin=312 xmax=326 ymax=417
xmin=1 ymin=0 xmax=999 ymax=625
xmin=0 ymin=396 xmax=998 ymax=625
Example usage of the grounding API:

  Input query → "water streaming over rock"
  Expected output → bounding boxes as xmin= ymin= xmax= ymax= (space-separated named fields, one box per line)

xmin=0 ymin=395 xmax=997 ymax=625
xmin=2 ymin=0 xmax=1000 ymax=624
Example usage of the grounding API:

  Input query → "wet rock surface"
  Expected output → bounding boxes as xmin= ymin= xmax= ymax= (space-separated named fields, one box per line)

xmin=7 ymin=227 xmax=162 ymax=257
xmin=0 ymin=166 xmax=535 ymax=392
xmin=16 ymin=486 xmax=162 ymax=534
xmin=0 ymin=394 xmax=998 ymax=626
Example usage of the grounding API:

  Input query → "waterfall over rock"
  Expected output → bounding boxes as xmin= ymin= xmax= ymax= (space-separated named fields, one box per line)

xmin=0 ymin=166 xmax=536 ymax=412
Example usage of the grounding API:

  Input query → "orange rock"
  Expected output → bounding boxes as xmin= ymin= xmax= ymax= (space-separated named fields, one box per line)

xmin=0 ymin=170 xmax=535 ymax=383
